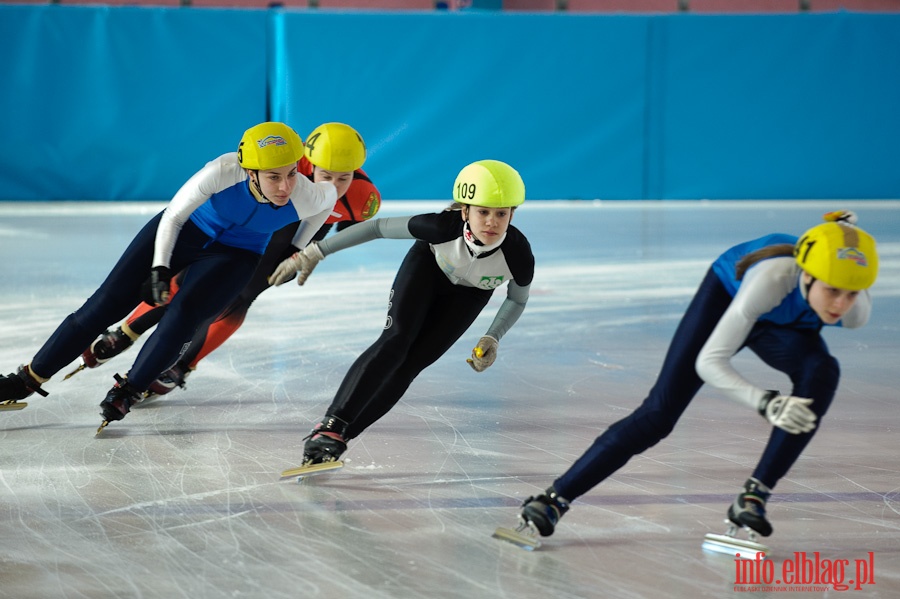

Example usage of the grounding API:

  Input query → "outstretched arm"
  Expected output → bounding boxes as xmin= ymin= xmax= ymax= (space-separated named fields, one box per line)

xmin=467 ymin=281 xmax=530 ymax=372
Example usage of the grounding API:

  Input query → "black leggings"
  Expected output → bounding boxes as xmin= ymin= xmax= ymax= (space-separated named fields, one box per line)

xmin=31 ymin=212 xmax=259 ymax=391
xmin=327 ymin=242 xmax=492 ymax=439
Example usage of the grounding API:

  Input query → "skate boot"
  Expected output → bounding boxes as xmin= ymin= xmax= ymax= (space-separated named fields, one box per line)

xmin=727 ymin=477 xmax=773 ymax=537
xmin=0 ymin=364 xmax=49 ymax=409
xmin=97 ymin=373 xmax=142 ymax=434
xmin=302 ymin=415 xmax=349 ymax=466
xmin=520 ymin=486 xmax=570 ymax=537
xmin=66 ymin=326 xmax=136 ymax=379
xmin=144 ymin=361 xmax=192 ymax=399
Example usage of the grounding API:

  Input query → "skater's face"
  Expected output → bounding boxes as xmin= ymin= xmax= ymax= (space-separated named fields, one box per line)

xmin=251 ymin=164 xmax=299 ymax=206
xmin=462 ymin=206 xmax=513 ymax=245
xmin=313 ymin=167 xmax=354 ymax=199
xmin=803 ymin=272 xmax=860 ymax=325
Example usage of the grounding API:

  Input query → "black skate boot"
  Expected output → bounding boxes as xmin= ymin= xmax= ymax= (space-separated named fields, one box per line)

xmin=97 ymin=374 xmax=142 ymax=433
xmin=520 ymin=486 xmax=570 ymax=537
xmin=727 ymin=477 xmax=773 ymax=537
xmin=302 ymin=415 xmax=349 ymax=466
xmin=144 ymin=361 xmax=191 ymax=399
xmin=66 ymin=326 xmax=137 ymax=379
xmin=0 ymin=364 xmax=49 ymax=404
xmin=83 ymin=327 xmax=135 ymax=368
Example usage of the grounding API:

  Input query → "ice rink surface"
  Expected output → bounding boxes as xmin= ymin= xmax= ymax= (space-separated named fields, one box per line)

xmin=1 ymin=200 xmax=898 ymax=598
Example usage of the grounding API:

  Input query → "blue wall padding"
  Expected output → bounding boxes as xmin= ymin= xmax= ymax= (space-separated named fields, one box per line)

xmin=1 ymin=6 xmax=269 ymax=201
xmin=1 ymin=7 xmax=898 ymax=201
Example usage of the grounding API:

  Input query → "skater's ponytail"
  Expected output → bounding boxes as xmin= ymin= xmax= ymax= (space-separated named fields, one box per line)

xmin=735 ymin=244 xmax=795 ymax=281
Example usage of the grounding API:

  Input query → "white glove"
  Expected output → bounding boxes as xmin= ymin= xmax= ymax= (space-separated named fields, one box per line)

xmin=759 ymin=392 xmax=817 ymax=434
xmin=466 ymin=336 xmax=498 ymax=372
xmin=268 ymin=242 xmax=325 ymax=286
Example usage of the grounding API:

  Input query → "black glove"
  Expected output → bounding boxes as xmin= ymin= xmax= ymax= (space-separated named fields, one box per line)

xmin=141 ymin=266 xmax=172 ymax=306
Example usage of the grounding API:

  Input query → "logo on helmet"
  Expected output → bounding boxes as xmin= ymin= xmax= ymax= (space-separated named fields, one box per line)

xmin=257 ymin=135 xmax=287 ymax=149
xmin=837 ymin=247 xmax=868 ymax=267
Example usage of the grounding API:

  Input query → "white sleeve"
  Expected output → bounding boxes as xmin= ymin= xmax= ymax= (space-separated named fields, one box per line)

xmin=289 ymin=210 xmax=329 ymax=249
xmin=152 ymin=157 xmax=227 ymax=269
xmin=695 ymin=259 xmax=795 ymax=411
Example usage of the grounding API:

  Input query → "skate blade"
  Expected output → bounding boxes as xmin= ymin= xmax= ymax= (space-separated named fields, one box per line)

xmin=0 ymin=400 xmax=28 ymax=411
xmin=95 ymin=420 xmax=111 ymax=436
xmin=702 ymin=533 xmax=769 ymax=558
xmin=63 ymin=362 xmax=86 ymax=380
xmin=492 ymin=526 xmax=542 ymax=551
xmin=280 ymin=461 xmax=344 ymax=480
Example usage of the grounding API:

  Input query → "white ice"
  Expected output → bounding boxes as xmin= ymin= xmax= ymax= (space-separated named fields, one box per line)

xmin=1 ymin=201 xmax=898 ymax=598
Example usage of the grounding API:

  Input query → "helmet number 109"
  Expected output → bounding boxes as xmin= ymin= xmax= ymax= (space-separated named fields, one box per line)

xmin=456 ymin=182 xmax=477 ymax=201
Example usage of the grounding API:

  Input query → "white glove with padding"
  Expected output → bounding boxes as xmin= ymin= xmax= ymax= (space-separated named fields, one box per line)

xmin=268 ymin=242 xmax=325 ymax=286
xmin=758 ymin=391 xmax=817 ymax=434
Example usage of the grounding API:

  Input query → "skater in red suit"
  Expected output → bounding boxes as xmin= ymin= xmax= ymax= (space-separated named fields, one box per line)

xmin=69 ymin=123 xmax=378 ymax=397
xmin=0 ymin=122 xmax=337 ymax=431
xmin=506 ymin=211 xmax=878 ymax=544
xmin=268 ymin=160 xmax=535 ymax=467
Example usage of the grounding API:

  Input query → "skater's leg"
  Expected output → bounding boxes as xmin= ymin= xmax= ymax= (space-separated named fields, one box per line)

xmin=345 ymin=284 xmax=489 ymax=439
xmin=552 ymin=270 xmax=732 ymax=502
xmin=323 ymin=246 xmax=441 ymax=428
xmin=28 ymin=213 xmax=166 ymax=380
xmin=183 ymin=221 xmax=297 ymax=369
xmin=746 ymin=327 xmax=839 ymax=488
xmin=123 ymin=247 xmax=259 ymax=391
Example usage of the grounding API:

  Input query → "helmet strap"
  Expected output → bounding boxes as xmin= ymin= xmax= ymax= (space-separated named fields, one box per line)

xmin=799 ymin=271 xmax=815 ymax=301
xmin=247 ymin=170 xmax=272 ymax=204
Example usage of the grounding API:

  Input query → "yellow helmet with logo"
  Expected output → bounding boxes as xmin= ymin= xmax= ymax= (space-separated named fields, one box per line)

xmin=304 ymin=123 xmax=367 ymax=172
xmin=452 ymin=160 xmax=525 ymax=208
xmin=794 ymin=221 xmax=878 ymax=291
xmin=237 ymin=122 xmax=304 ymax=171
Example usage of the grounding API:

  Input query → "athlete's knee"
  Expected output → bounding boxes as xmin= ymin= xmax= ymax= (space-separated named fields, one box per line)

xmin=792 ymin=353 xmax=839 ymax=416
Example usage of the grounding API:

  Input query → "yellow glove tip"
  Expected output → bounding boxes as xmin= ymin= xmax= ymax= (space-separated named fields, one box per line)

xmin=474 ymin=347 xmax=484 ymax=358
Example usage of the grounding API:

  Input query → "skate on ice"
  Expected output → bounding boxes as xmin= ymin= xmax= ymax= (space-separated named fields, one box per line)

xmin=702 ymin=478 xmax=772 ymax=558
xmin=0 ymin=365 xmax=49 ymax=411
xmin=279 ymin=461 xmax=345 ymax=481
xmin=493 ymin=486 xmax=570 ymax=551
xmin=279 ymin=416 xmax=350 ymax=481
xmin=65 ymin=327 xmax=136 ymax=379
xmin=96 ymin=373 xmax=142 ymax=435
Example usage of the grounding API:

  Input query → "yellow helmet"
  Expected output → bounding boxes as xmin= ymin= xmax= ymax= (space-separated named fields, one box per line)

xmin=794 ymin=221 xmax=878 ymax=291
xmin=452 ymin=160 xmax=525 ymax=208
xmin=304 ymin=123 xmax=367 ymax=172
xmin=237 ymin=122 xmax=304 ymax=171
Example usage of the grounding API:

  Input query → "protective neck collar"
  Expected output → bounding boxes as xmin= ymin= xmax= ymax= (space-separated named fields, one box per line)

xmin=463 ymin=221 xmax=506 ymax=257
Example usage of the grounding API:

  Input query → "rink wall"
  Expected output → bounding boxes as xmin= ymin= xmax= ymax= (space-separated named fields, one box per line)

xmin=2 ymin=6 xmax=899 ymax=201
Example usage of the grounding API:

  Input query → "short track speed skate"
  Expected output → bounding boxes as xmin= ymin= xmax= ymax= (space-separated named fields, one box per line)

xmin=703 ymin=521 xmax=770 ymax=559
xmin=702 ymin=477 xmax=772 ymax=559
xmin=0 ymin=365 xmax=49 ymax=411
xmin=280 ymin=461 xmax=344 ymax=481
xmin=493 ymin=486 xmax=570 ymax=551
xmin=492 ymin=521 xmax=542 ymax=551
xmin=64 ymin=327 xmax=135 ymax=379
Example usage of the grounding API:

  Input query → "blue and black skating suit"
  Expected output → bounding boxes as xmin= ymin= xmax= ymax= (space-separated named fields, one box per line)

xmin=553 ymin=233 xmax=871 ymax=501
xmin=30 ymin=152 xmax=337 ymax=392
xmin=309 ymin=207 xmax=535 ymax=439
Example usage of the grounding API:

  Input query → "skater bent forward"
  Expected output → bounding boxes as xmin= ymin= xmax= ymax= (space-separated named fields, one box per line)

xmin=269 ymin=159 xmax=535 ymax=467
xmin=0 ymin=122 xmax=337 ymax=432
xmin=509 ymin=211 xmax=878 ymax=542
